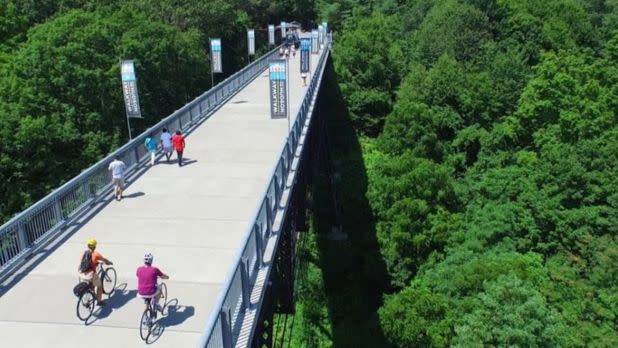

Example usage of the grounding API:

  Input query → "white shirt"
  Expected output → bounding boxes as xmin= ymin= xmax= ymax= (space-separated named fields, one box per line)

xmin=108 ymin=160 xmax=126 ymax=179
xmin=160 ymin=132 xmax=172 ymax=148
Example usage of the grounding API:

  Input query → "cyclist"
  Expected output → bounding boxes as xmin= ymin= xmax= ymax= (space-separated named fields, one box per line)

xmin=136 ymin=253 xmax=169 ymax=311
xmin=78 ymin=238 xmax=113 ymax=306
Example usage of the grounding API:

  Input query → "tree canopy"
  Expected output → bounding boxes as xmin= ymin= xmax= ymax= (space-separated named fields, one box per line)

xmin=327 ymin=0 xmax=618 ymax=346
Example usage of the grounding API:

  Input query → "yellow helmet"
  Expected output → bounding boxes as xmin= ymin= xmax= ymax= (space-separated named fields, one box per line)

xmin=87 ymin=238 xmax=97 ymax=248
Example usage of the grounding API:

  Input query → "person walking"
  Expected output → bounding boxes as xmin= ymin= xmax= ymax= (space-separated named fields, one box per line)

xmin=108 ymin=156 xmax=126 ymax=200
xmin=144 ymin=134 xmax=158 ymax=165
xmin=172 ymin=130 xmax=185 ymax=167
xmin=160 ymin=128 xmax=173 ymax=162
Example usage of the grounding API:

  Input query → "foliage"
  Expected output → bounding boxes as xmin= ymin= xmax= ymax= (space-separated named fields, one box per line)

xmin=332 ymin=10 xmax=405 ymax=135
xmin=328 ymin=0 xmax=618 ymax=346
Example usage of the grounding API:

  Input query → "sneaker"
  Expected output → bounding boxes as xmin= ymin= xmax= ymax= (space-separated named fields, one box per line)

xmin=97 ymin=300 xmax=107 ymax=307
xmin=154 ymin=304 xmax=163 ymax=312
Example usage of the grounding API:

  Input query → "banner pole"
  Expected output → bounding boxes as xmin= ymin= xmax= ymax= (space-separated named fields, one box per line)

xmin=286 ymin=58 xmax=290 ymax=133
xmin=126 ymin=112 xmax=133 ymax=140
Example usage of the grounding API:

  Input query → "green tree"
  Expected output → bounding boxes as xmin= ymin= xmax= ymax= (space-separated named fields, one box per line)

xmin=414 ymin=0 xmax=491 ymax=65
xmin=0 ymin=7 xmax=209 ymax=221
xmin=333 ymin=10 xmax=405 ymax=135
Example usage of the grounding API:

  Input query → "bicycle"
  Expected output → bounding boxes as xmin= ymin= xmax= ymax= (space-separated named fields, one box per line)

xmin=98 ymin=263 xmax=117 ymax=295
xmin=75 ymin=263 xmax=117 ymax=321
xmin=139 ymin=282 xmax=168 ymax=341
xmin=75 ymin=282 xmax=96 ymax=321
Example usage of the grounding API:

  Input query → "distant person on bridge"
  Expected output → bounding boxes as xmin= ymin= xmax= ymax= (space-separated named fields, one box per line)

xmin=136 ymin=253 xmax=169 ymax=311
xmin=144 ymin=134 xmax=158 ymax=165
xmin=108 ymin=156 xmax=126 ymax=200
xmin=78 ymin=239 xmax=113 ymax=306
xmin=172 ymin=130 xmax=186 ymax=167
xmin=160 ymin=128 xmax=173 ymax=162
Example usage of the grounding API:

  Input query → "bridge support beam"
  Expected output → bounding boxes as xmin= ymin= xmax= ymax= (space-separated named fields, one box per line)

xmin=276 ymin=221 xmax=295 ymax=314
xmin=252 ymin=281 xmax=274 ymax=348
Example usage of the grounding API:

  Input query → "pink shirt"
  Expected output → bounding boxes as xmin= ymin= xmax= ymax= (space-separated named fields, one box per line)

xmin=136 ymin=265 xmax=163 ymax=296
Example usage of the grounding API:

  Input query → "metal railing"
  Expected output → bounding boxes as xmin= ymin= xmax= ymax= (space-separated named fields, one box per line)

xmin=0 ymin=45 xmax=282 ymax=281
xmin=199 ymin=35 xmax=332 ymax=348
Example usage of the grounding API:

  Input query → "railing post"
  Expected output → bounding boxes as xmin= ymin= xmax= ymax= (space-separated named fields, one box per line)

xmin=53 ymin=198 xmax=65 ymax=224
xmin=221 ymin=307 xmax=233 ymax=348
xmin=265 ymin=196 xmax=273 ymax=237
xmin=82 ymin=179 xmax=91 ymax=201
xmin=274 ymin=175 xmax=281 ymax=205
xmin=17 ymin=222 xmax=28 ymax=250
xmin=133 ymin=147 xmax=140 ymax=166
xmin=240 ymin=256 xmax=250 ymax=308
xmin=254 ymin=224 xmax=263 ymax=266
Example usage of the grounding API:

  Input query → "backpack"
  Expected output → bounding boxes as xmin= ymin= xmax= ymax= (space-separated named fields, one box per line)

xmin=73 ymin=281 xmax=90 ymax=297
xmin=78 ymin=249 xmax=92 ymax=273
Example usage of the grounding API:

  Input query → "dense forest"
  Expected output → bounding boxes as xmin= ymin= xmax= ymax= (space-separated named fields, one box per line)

xmin=297 ymin=0 xmax=618 ymax=347
xmin=3 ymin=0 xmax=618 ymax=347
xmin=278 ymin=0 xmax=618 ymax=347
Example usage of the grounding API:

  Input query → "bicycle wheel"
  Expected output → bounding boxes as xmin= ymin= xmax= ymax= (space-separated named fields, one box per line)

xmin=101 ymin=267 xmax=117 ymax=294
xmin=76 ymin=289 xmax=95 ymax=321
xmin=139 ymin=308 xmax=154 ymax=341
xmin=159 ymin=282 xmax=168 ymax=315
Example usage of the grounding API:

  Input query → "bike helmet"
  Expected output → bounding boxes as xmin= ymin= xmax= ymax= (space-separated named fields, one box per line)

xmin=87 ymin=238 xmax=97 ymax=249
xmin=144 ymin=253 xmax=153 ymax=264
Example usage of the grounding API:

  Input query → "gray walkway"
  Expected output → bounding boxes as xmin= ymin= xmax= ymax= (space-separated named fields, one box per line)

xmin=0 ymin=45 xmax=318 ymax=347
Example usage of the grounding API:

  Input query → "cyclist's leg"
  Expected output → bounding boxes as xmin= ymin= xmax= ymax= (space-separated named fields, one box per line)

xmin=92 ymin=273 xmax=104 ymax=303
xmin=153 ymin=285 xmax=162 ymax=306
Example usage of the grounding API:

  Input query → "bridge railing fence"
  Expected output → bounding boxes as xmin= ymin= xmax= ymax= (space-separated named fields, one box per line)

xmin=201 ymin=35 xmax=332 ymax=348
xmin=0 ymin=44 xmax=282 ymax=281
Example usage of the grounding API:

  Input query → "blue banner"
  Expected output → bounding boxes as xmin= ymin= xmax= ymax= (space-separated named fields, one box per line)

xmin=248 ymin=29 xmax=255 ymax=55
xmin=268 ymin=24 xmax=275 ymax=45
xmin=269 ymin=60 xmax=287 ymax=118
xmin=311 ymin=30 xmax=319 ymax=53
xmin=120 ymin=60 xmax=142 ymax=118
xmin=210 ymin=38 xmax=222 ymax=73
xmin=300 ymin=39 xmax=311 ymax=73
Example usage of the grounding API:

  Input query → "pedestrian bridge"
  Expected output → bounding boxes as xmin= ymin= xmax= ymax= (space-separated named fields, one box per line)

xmin=0 ymin=34 xmax=331 ymax=347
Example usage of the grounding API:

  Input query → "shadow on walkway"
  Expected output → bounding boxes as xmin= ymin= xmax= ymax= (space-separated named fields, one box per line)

xmin=159 ymin=299 xmax=195 ymax=327
xmin=123 ymin=191 xmax=145 ymax=199
xmin=88 ymin=283 xmax=137 ymax=323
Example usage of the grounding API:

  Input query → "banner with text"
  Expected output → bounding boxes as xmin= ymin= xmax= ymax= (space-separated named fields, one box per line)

xmin=322 ymin=21 xmax=328 ymax=35
xmin=300 ymin=39 xmax=311 ymax=73
xmin=318 ymin=24 xmax=324 ymax=45
xmin=269 ymin=59 xmax=287 ymax=119
xmin=311 ymin=30 xmax=319 ymax=53
xmin=280 ymin=21 xmax=286 ymax=39
xmin=210 ymin=38 xmax=222 ymax=73
xmin=247 ymin=29 xmax=255 ymax=55
xmin=120 ymin=60 xmax=142 ymax=118
xmin=268 ymin=24 xmax=275 ymax=45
